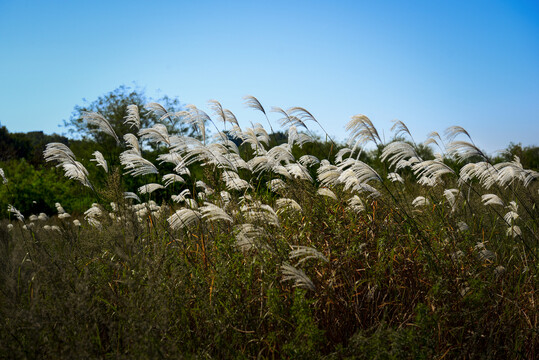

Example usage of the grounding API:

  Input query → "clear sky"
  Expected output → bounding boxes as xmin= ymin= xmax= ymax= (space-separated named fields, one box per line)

xmin=1 ymin=0 xmax=538 ymax=153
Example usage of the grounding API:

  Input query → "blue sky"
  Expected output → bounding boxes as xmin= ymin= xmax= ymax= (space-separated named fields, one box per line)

xmin=1 ymin=0 xmax=538 ymax=153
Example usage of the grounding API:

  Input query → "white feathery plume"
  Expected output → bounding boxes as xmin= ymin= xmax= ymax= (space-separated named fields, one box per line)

xmin=474 ymin=242 xmax=496 ymax=262
xmin=298 ymin=155 xmax=320 ymax=167
xmin=220 ymin=190 xmax=232 ymax=204
xmin=243 ymin=95 xmax=267 ymax=115
xmin=287 ymin=107 xmax=324 ymax=133
xmin=387 ymin=172 xmax=404 ymax=183
xmin=138 ymin=183 xmax=164 ymax=194
xmin=481 ymin=194 xmax=504 ymax=207
xmin=145 ymin=102 xmax=168 ymax=117
xmin=195 ymin=180 xmax=214 ymax=195
xmin=425 ymin=131 xmax=443 ymax=146
xmin=275 ymin=198 xmax=302 ymax=214
xmin=412 ymin=159 xmax=454 ymax=185
xmin=252 ymin=123 xmax=270 ymax=147
xmin=8 ymin=205 xmax=24 ymax=221
xmin=167 ymin=208 xmax=201 ymax=230
xmin=91 ymin=151 xmax=108 ymax=173
xmin=212 ymin=131 xmax=240 ymax=154
xmin=335 ymin=148 xmax=352 ymax=163
xmin=347 ymin=195 xmax=365 ymax=213
xmin=285 ymin=163 xmax=312 ymax=182
xmin=506 ymin=225 xmax=522 ymax=238
xmin=408 ymin=169 xmax=429 ymax=185
xmin=412 ymin=196 xmax=430 ymax=207
xmin=81 ymin=111 xmax=120 ymax=144
xmin=507 ymin=201 xmax=518 ymax=213
xmin=171 ymin=189 xmax=191 ymax=203
xmin=222 ymin=170 xmax=251 ymax=191
xmin=289 ymin=245 xmax=328 ymax=266
xmin=267 ymin=178 xmax=286 ymax=192
xmin=287 ymin=126 xmax=313 ymax=148
xmin=162 ymin=173 xmax=185 ymax=187
xmin=157 ymin=151 xmax=186 ymax=169
xmin=343 ymin=158 xmax=383 ymax=184
xmin=458 ymin=162 xmax=496 ymax=188
xmin=248 ymin=155 xmax=271 ymax=175
xmin=44 ymin=142 xmax=76 ymax=163
xmin=337 ymin=169 xmax=360 ymax=191
xmin=423 ymin=137 xmax=438 ymax=147
xmin=241 ymin=203 xmax=280 ymax=226
xmin=457 ymin=221 xmax=469 ymax=231
xmin=138 ymin=123 xmax=171 ymax=146
xmin=443 ymin=188 xmax=460 ymax=212
xmin=361 ymin=183 xmax=382 ymax=198
xmin=281 ymin=263 xmax=315 ymax=291
xmin=124 ymin=104 xmax=140 ymax=129
xmin=234 ymin=223 xmax=268 ymax=251
xmin=124 ymin=192 xmax=141 ymax=202
xmin=224 ymin=109 xmax=241 ymax=129
xmin=503 ymin=210 xmax=519 ymax=223
xmin=523 ymin=169 xmax=539 ymax=187
xmin=200 ymin=202 xmax=233 ymax=223
xmin=120 ymin=150 xmax=158 ymax=177
xmin=138 ymin=124 xmax=170 ymax=146
xmin=44 ymin=143 xmax=92 ymax=189
xmin=445 ymin=126 xmax=472 ymax=142
xmin=317 ymin=187 xmax=338 ymax=200
xmin=0 ymin=168 xmax=7 ymax=184
xmin=381 ymin=141 xmax=420 ymax=169
xmin=494 ymin=156 xmax=527 ymax=188
xmin=84 ymin=203 xmax=102 ymax=228
xmin=273 ymin=165 xmax=292 ymax=179
xmin=225 ymin=152 xmax=251 ymax=171
xmin=317 ymin=163 xmax=342 ymax=187
xmin=38 ymin=213 xmax=49 ymax=221
xmin=208 ymin=99 xmax=227 ymax=126
xmin=272 ymin=106 xmax=308 ymax=129
xmin=395 ymin=156 xmax=421 ymax=171
xmin=447 ymin=141 xmax=487 ymax=162
xmin=124 ymin=133 xmax=141 ymax=154
xmin=346 ymin=114 xmax=381 ymax=147
xmin=184 ymin=105 xmax=208 ymax=144
xmin=241 ymin=127 xmax=267 ymax=153
xmin=55 ymin=202 xmax=65 ymax=214
xmin=390 ymin=120 xmax=413 ymax=139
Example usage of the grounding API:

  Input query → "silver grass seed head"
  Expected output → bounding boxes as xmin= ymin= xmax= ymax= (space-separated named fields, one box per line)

xmin=281 ymin=263 xmax=315 ymax=291
xmin=91 ymin=151 xmax=108 ymax=173
xmin=8 ymin=205 xmax=24 ymax=221
xmin=138 ymin=183 xmax=164 ymax=195
xmin=317 ymin=187 xmax=338 ymax=200
xmin=0 ymin=168 xmax=7 ymax=184
xmin=81 ymin=111 xmax=120 ymax=144
xmin=167 ymin=208 xmax=202 ymax=230
xmin=124 ymin=104 xmax=140 ymax=129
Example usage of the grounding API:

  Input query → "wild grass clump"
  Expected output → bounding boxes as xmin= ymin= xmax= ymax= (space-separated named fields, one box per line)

xmin=1 ymin=98 xmax=537 ymax=358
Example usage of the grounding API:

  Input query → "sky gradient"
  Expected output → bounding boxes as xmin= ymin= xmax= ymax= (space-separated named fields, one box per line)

xmin=1 ymin=0 xmax=538 ymax=153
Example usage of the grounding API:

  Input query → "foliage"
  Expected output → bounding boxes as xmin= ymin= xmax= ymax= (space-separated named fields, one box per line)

xmin=64 ymin=85 xmax=189 ymax=159
xmin=0 ymin=97 xmax=538 ymax=358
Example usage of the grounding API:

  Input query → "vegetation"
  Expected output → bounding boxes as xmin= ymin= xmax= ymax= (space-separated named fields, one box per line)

xmin=0 ymin=95 xmax=538 ymax=358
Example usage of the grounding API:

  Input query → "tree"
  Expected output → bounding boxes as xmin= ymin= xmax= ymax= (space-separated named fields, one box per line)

xmin=63 ymin=86 xmax=189 ymax=158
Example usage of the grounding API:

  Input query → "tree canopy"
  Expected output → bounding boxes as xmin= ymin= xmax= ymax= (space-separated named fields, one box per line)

xmin=63 ymin=86 xmax=188 ymax=154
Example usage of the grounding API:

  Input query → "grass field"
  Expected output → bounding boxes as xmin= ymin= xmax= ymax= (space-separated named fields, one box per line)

xmin=1 ymin=101 xmax=537 ymax=358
